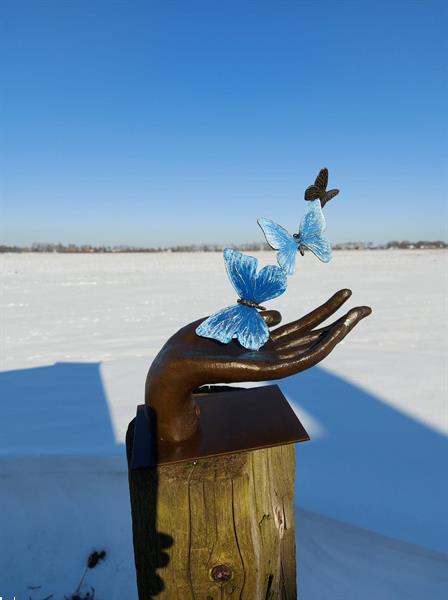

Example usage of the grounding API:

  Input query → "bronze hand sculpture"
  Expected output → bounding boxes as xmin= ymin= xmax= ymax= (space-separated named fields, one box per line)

xmin=145 ymin=289 xmax=371 ymax=443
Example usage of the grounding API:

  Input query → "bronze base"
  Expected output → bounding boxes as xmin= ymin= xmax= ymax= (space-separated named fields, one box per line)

xmin=131 ymin=384 xmax=309 ymax=468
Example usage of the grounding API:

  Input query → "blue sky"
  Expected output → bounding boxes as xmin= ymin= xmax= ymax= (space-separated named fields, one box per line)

xmin=1 ymin=0 xmax=447 ymax=246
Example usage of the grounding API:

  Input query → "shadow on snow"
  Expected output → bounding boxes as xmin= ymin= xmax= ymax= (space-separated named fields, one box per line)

xmin=1 ymin=362 xmax=447 ymax=598
xmin=276 ymin=367 xmax=448 ymax=555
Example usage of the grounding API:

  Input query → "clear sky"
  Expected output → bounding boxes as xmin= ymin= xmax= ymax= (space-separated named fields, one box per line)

xmin=1 ymin=0 xmax=447 ymax=246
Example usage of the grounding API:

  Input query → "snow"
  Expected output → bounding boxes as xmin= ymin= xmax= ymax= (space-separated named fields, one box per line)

xmin=1 ymin=250 xmax=447 ymax=597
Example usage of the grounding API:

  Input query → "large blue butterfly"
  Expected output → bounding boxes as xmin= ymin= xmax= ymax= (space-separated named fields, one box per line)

xmin=196 ymin=248 xmax=287 ymax=351
xmin=258 ymin=199 xmax=332 ymax=276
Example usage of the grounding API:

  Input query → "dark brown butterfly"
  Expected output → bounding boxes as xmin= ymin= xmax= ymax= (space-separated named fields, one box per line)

xmin=304 ymin=168 xmax=339 ymax=208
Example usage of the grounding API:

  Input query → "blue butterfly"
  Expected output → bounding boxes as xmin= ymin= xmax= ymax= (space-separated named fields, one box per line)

xmin=258 ymin=199 xmax=332 ymax=276
xmin=196 ymin=248 xmax=287 ymax=351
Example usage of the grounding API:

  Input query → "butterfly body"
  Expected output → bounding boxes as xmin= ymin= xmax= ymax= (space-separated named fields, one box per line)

xmin=237 ymin=298 xmax=266 ymax=310
xmin=196 ymin=249 xmax=287 ymax=350
xmin=258 ymin=199 xmax=332 ymax=276
xmin=304 ymin=167 xmax=339 ymax=208
xmin=292 ymin=233 xmax=306 ymax=257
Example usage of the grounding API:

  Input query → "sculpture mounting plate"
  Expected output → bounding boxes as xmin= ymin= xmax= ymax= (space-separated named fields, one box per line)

xmin=131 ymin=384 xmax=309 ymax=468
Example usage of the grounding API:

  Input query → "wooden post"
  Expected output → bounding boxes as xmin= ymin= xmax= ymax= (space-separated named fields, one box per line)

xmin=126 ymin=418 xmax=297 ymax=599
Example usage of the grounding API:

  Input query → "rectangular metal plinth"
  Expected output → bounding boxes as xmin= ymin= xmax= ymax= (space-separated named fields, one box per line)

xmin=131 ymin=384 xmax=309 ymax=468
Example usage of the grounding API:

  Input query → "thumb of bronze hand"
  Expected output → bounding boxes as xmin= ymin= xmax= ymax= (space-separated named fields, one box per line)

xmin=145 ymin=289 xmax=371 ymax=442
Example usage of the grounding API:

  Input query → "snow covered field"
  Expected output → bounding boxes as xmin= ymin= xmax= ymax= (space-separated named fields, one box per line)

xmin=1 ymin=250 xmax=447 ymax=598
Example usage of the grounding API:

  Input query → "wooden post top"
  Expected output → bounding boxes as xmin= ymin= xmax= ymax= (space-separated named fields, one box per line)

xmin=131 ymin=384 xmax=309 ymax=468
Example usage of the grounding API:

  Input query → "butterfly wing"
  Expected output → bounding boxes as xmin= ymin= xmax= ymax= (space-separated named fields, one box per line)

xmin=223 ymin=247 xmax=287 ymax=301
xmin=253 ymin=264 xmax=287 ymax=304
xmin=196 ymin=304 xmax=269 ymax=350
xmin=299 ymin=199 xmax=327 ymax=237
xmin=301 ymin=236 xmax=332 ymax=262
xmin=257 ymin=218 xmax=299 ymax=275
xmin=257 ymin=218 xmax=290 ymax=250
xmin=277 ymin=243 xmax=299 ymax=275
xmin=315 ymin=167 xmax=328 ymax=190
xmin=304 ymin=185 xmax=321 ymax=201
xmin=321 ymin=188 xmax=339 ymax=208
xmin=223 ymin=249 xmax=257 ymax=300
xmin=305 ymin=168 xmax=329 ymax=201
xmin=196 ymin=304 xmax=250 ymax=345
xmin=299 ymin=199 xmax=332 ymax=263
xmin=235 ymin=305 xmax=270 ymax=350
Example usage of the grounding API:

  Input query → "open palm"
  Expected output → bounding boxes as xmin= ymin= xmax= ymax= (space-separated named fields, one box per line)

xmin=146 ymin=289 xmax=371 ymax=442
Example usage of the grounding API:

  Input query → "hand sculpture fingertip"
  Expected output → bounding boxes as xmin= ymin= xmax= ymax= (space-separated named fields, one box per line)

xmin=262 ymin=310 xmax=282 ymax=327
xmin=360 ymin=306 xmax=372 ymax=317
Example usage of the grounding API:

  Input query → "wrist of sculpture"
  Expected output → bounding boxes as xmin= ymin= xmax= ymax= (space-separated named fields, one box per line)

xmin=145 ymin=375 xmax=199 ymax=443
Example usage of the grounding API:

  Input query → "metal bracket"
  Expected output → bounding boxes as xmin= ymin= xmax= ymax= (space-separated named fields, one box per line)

xmin=131 ymin=384 xmax=309 ymax=468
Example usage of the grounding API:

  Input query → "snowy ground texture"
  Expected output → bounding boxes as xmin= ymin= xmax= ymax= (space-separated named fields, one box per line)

xmin=1 ymin=250 xmax=447 ymax=599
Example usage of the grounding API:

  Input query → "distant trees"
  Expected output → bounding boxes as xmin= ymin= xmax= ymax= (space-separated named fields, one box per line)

xmin=385 ymin=240 xmax=447 ymax=249
xmin=0 ymin=240 xmax=446 ymax=254
xmin=170 ymin=242 xmax=270 ymax=252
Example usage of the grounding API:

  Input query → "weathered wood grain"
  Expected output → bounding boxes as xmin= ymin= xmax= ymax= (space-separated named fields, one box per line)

xmin=127 ymin=419 xmax=297 ymax=599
